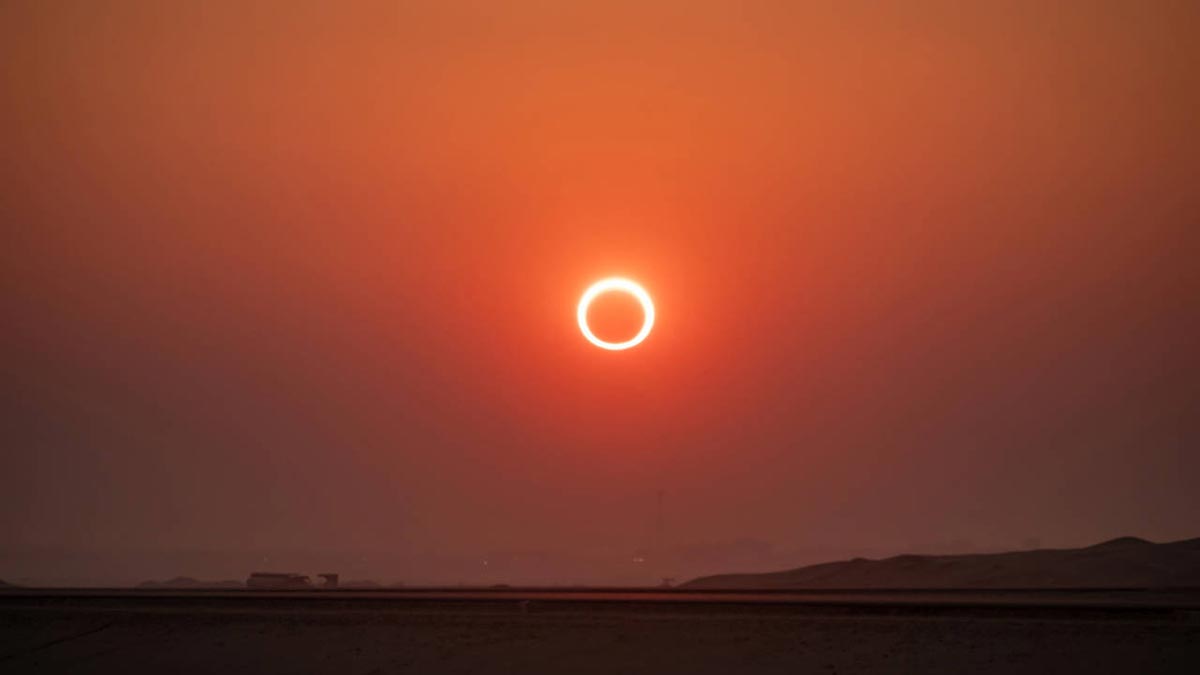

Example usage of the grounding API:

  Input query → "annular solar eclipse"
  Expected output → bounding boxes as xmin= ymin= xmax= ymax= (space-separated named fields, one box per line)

xmin=577 ymin=277 xmax=655 ymax=351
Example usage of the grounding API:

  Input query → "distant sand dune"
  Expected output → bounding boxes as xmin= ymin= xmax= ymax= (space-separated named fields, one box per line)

xmin=683 ymin=537 xmax=1200 ymax=589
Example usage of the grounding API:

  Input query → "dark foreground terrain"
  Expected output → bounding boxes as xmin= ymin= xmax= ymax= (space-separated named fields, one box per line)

xmin=2 ymin=590 xmax=1199 ymax=674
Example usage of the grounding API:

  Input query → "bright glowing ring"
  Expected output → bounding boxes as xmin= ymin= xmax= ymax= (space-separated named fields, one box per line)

xmin=577 ymin=278 xmax=655 ymax=351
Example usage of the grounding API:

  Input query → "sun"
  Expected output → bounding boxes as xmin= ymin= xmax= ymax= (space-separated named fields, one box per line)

xmin=577 ymin=277 xmax=655 ymax=351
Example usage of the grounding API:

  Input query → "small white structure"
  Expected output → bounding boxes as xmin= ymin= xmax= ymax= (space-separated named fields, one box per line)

xmin=246 ymin=572 xmax=312 ymax=589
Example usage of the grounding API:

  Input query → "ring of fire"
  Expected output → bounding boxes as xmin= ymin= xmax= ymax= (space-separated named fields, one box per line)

xmin=577 ymin=278 xmax=655 ymax=351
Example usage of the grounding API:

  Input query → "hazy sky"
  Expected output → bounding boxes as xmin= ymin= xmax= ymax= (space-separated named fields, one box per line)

xmin=2 ymin=1 xmax=1198 ymax=586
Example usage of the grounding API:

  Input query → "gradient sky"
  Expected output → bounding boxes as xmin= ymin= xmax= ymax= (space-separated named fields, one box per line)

xmin=2 ymin=1 xmax=1198 ymax=586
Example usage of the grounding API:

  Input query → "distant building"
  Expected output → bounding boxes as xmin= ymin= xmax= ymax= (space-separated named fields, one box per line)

xmin=246 ymin=572 xmax=312 ymax=589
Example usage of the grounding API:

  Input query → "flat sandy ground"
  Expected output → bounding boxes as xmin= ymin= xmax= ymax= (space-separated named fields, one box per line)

xmin=2 ymin=591 xmax=1199 ymax=674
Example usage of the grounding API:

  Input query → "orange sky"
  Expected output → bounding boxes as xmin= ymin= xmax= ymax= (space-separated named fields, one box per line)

xmin=2 ymin=1 xmax=1198 ymax=585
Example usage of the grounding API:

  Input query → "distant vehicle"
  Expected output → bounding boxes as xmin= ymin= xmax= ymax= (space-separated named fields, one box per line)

xmin=246 ymin=572 xmax=312 ymax=589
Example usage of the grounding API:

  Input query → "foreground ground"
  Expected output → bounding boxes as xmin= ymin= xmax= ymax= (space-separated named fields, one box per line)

xmin=2 ymin=590 xmax=1199 ymax=674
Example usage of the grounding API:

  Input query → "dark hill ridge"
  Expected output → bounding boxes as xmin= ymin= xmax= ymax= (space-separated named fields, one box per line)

xmin=682 ymin=537 xmax=1200 ymax=590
